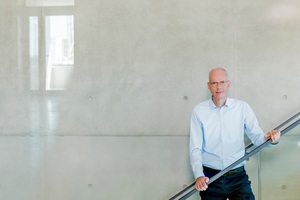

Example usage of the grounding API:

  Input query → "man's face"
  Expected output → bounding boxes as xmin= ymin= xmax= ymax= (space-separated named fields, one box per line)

xmin=207 ymin=69 xmax=230 ymax=101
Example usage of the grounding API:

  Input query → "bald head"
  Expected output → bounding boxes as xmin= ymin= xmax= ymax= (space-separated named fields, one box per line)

xmin=208 ymin=68 xmax=229 ymax=82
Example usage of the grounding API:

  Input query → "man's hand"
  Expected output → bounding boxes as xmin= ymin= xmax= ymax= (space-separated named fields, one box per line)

xmin=195 ymin=176 xmax=209 ymax=191
xmin=264 ymin=130 xmax=281 ymax=144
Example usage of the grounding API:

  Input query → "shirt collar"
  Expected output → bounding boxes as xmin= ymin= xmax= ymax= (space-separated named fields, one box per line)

xmin=209 ymin=97 xmax=234 ymax=110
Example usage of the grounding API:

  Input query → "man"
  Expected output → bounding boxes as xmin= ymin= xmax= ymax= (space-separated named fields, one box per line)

xmin=189 ymin=68 xmax=280 ymax=199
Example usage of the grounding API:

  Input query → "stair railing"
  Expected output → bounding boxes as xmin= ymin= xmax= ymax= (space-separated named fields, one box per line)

xmin=169 ymin=112 xmax=300 ymax=200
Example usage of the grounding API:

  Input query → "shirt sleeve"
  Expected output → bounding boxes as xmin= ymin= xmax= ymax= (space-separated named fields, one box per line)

xmin=243 ymin=103 xmax=266 ymax=146
xmin=189 ymin=109 xmax=205 ymax=179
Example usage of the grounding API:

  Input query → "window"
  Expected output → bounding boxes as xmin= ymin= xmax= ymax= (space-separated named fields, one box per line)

xmin=29 ymin=16 xmax=39 ymax=90
xmin=45 ymin=15 xmax=74 ymax=90
xmin=26 ymin=0 xmax=74 ymax=7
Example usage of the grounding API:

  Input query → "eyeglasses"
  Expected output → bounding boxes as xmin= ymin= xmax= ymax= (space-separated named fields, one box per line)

xmin=209 ymin=80 xmax=229 ymax=87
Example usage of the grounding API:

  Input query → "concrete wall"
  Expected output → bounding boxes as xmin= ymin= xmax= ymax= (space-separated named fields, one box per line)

xmin=0 ymin=0 xmax=299 ymax=199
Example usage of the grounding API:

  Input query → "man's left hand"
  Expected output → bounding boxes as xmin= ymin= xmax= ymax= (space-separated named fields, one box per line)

xmin=265 ymin=130 xmax=281 ymax=144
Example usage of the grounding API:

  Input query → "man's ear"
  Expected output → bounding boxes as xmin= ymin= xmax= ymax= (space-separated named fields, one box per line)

xmin=227 ymin=80 xmax=231 ymax=88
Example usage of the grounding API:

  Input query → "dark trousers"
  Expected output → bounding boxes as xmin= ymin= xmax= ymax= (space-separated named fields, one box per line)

xmin=200 ymin=166 xmax=255 ymax=200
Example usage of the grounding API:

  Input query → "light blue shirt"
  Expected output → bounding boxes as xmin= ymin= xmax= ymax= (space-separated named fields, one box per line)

xmin=189 ymin=97 xmax=266 ymax=179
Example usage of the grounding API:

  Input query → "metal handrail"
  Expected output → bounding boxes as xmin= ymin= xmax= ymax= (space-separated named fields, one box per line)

xmin=169 ymin=112 xmax=300 ymax=200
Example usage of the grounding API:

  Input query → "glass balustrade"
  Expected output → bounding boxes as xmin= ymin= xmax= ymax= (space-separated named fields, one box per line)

xmin=170 ymin=113 xmax=300 ymax=200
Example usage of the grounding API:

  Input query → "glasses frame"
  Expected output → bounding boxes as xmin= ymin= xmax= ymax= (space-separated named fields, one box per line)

xmin=209 ymin=80 xmax=229 ymax=87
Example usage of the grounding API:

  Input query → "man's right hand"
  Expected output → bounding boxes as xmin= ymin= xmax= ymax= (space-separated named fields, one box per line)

xmin=195 ymin=176 xmax=209 ymax=191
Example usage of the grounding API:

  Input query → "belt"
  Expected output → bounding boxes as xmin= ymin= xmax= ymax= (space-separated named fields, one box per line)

xmin=203 ymin=166 xmax=244 ymax=176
